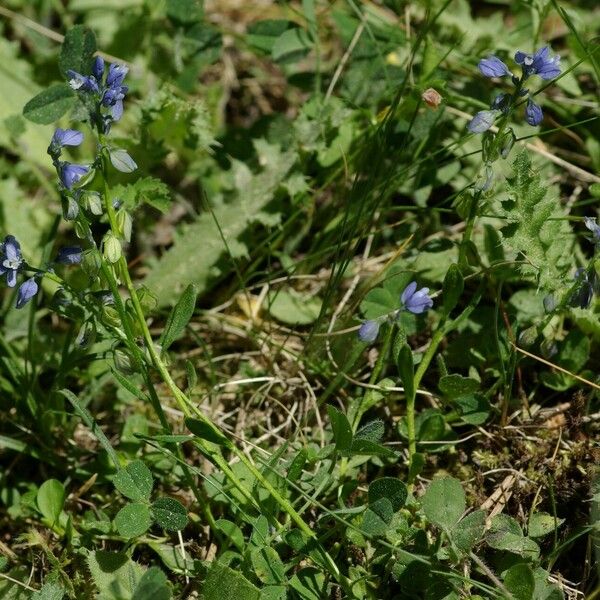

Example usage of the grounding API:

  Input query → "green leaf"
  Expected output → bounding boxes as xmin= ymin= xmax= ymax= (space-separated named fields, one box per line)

xmin=347 ymin=438 xmax=396 ymax=458
xmin=87 ymin=551 xmax=144 ymax=600
xmin=132 ymin=567 xmax=171 ymax=600
xmin=272 ymin=27 xmax=313 ymax=64
xmin=60 ymin=389 xmax=120 ymax=469
xmin=326 ymin=405 xmax=352 ymax=452
xmin=59 ymin=25 xmax=97 ymax=77
xmin=368 ymin=478 xmax=407 ymax=512
xmin=451 ymin=510 xmax=486 ymax=553
xmin=267 ymin=290 xmax=322 ymax=325
xmin=421 ymin=477 xmax=465 ymax=530
xmin=486 ymin=514 xmax=540 ymax=559
xmin=246 ymin=20 xmax=297 ymax=54
xmin=499 ymin=151 xmax=574 ymax=291
xmin=151 ymin=497 xmax=188 ymax=531
xmin=23 ymin=84 xmax=75 ymax=125
xmin=37 ymin=479 xmax=65 ymax=525
xmin=442 ymin=264 xmax=463 ymax=315
xmin=250 ymin=547 xmax=286 ymax=584
xmin=396 ymin=344 xmax=415 ymax=401
xmin=166 ymin=0 xmax=203 ymax=24
xmin=113 ymin=460 xmax=154 ymax=502
xmin=159 ymin=284 xmax=197 ymax=351
xmin=185 ymin=417 xmax=231 ymax=448
xmin=453 ymin=393 xmax=490 ymax=425
xmin=147 ymin=543 xmax=193 ymax=575
xmin=361 ymin=498 xmax=393 ymax=537
xmin=527 ymin=512 xmax=564 ymax=539
xmin=114 ymin=177 xmax=172 ymax=214
xmin=214 ymin=519 xmax=244 ymax=552
xmin=289 ymin=567 xmax=325 ymax=600
xmin=503 ymin=563 xmax=535 ymax=600
xmin=32 ymin=582 xmax=65 ymax=600
xmin=438 ymin=374 xmax=479 ymax=398
xmin=144 ymin=141 xmax=296 ymax=305
xmin=354 ymin=419 xmax=384 ymax=443
xmin=115 ymin=503 xmax=152 ymax=539
xmin=201 ymin=562 xmax=260 ymax=600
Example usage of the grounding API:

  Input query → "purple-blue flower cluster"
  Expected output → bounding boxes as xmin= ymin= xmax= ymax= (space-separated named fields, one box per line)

xmin=48 ymin=58 xmax=133 ymax=194
xmin=68 ymin=57 xmax=129 ymax=130
xmin=467 ymin=46 xmax=561 ymax=134
xmin=358 ymin=282 xmax=434 ymax=343
xmin=0 ymin=235 xmax=82 ymax=309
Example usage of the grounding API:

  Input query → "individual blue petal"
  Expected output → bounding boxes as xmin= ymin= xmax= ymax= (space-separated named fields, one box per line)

xmin=525 ymin=99 xmax=543 ymax=126
xmin=92 ymin=56 xmax=105 ymax=81
xmin=16 ymin=278 xmax=38 ymax=309
xmin=3 ymin=235 xmax=21 ymax=262
xmin=52 ymin=128 xmax=84 ymax=147
xmin=478 ymin=56 xmax=511 ymax=78
xmin=60 ymin=163 xmax=89 ymax=189
xmin=6 ymin=268 xmax=17 ymax=288
xmin=467 ymin=110 xmax=497 ymax=134
xmin=358 ymin=320 xmax=380 ymax=343
xmin=401 ymin=281 xmax=417 ymax=305
xmin=401 ymin=281 xmax=433 ymax=315
xmin=106 ymin=63 xmax=128 ymax=88
xmin=111 ymin=99 xmax=124 ymax=121
xmin=56 ymin=246 xmax=83 ymax=265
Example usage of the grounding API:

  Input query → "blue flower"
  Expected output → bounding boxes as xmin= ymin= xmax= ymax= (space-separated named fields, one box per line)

xmin=66 ymin=69 xmax=100 ymax=93
xmin=514 ymin=47 xmax=561 ymax=80
xmin=106 ymin=64 xmax=128 ymax=88
xmin=400 ymin=281 xmax=433 ymax=314
xmin=358 ymin=320 xmax=380 ymax=343
xmin=467 ymin=110 xmax=497 ymax=134
xmin=524 ymin=99 xmax=543 ymax=126
xmin=0 ymin=235 xmax=23 ymax=287
xmin=92 ymin=56 xmax=105 ymax=81
xmin=584 ymin=216 xmax=600 ymax=243
xmin=56 ymin=246 xmax=83 ymax=265
xmin=52 ymin=128 xmax=84 ymax=148
xmin=478 ymin=56 xmax=512 ymax=78
xmin=16 ymin=277 xmax=38 ymax=309
xmin=60 ymin=163 xmax=89 ymax=189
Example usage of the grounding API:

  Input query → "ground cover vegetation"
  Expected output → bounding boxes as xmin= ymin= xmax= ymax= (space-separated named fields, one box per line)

xmin=0 ymin=0 xmax=599 ymax=598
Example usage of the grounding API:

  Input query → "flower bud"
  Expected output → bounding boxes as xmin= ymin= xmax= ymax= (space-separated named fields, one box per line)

xmin=518 ymin=326 xmax=537 ymax=348
xmin=76 ymin=322 xmax=96 ymax=348
xmin=103 ymin=233 xmax=122 ymax=264
xmin=81 ymin=190 xmax=103 ymax=215
xmin=114 ymin=349 xmax=134 ymax=375
xmin=63 ymin=197 xmax=79 ymax=221
xmin=116 ymin=209 xmax=133 ymax=242
xmin=102 ymin=305 xmax=122 ymax=328
xmin=82 ymin=249 xmax=101 ymax=277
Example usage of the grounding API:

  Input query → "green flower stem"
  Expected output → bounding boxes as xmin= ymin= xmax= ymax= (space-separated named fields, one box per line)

xmin=98 ymin=159 xmax=348 ymax=589
xmin=406 ymin=325 xmax=446 ymax=485
xmin=369 ymin=322 xmax=394 ymax=385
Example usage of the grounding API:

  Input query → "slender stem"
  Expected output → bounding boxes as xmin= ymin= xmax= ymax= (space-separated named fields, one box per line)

xmin=98 ymin=156 xmax=346 ymax=583
xmin=406 ymin=326 xmax=446 ymax=484
xmin=369 ymin=322 xmax=394 ymax=385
